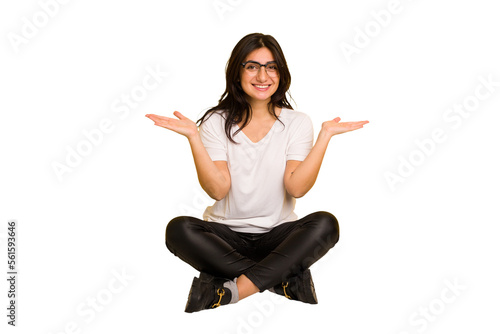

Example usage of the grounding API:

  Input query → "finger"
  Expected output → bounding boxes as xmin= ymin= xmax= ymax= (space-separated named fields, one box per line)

xmin=344 ymin=121 xmax=369 ymax=127
xmin=154 ymin=121 xmax=176 ymax=131
xmin=146 ymin=114 xmax=163 ymax=123
xmin=148 ymin=114 xmax=174 ymax=123
xmin=347 ymin=124 xmax=366 ymax=131
xmin=149 ymin=117 xmax=173 ymax=129
xmin=173 ymin=111 xmax=186 ymax=120
xmin=153 ymin=114 xmax=173 ymax=121
xmin=336 ymin=127 xmax=362 ymax=135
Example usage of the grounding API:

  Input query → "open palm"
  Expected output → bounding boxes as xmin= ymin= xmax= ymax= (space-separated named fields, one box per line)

xmin=145 ymin=111 xmax=198 ymax=139
xmin=322 ymin=117 xmax=369 ymax=137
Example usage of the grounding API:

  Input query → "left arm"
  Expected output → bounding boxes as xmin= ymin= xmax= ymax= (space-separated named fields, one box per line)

xmin=284 ymin=117 xmax=369 ymax=198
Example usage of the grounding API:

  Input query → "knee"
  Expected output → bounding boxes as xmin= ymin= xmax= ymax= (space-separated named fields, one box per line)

xmin=165 ymin=216 xmax=193 ymax=251
xmin=312 ymin=211 xmax=340 ymax=246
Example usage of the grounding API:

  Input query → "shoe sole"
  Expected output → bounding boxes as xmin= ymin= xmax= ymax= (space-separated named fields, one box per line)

xmin=184 ymin=277 xmax=202 ymax=313
xmin=301 ymin=269 xmax=318 ymax=304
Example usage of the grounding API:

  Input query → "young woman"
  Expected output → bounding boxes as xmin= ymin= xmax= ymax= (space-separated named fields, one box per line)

xmin=146 ymin=33 xmax=368 ymax=313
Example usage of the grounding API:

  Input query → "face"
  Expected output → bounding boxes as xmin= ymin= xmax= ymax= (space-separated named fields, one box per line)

xmin=239 ymin=47 xmax=280 ymax=105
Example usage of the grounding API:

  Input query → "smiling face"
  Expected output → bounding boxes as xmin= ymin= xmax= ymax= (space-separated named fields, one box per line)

xmin=239 ymin=47 xmax=280 ymax=106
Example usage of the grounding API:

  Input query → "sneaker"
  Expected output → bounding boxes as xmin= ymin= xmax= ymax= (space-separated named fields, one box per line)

xmin=271 ymin=269 xmax=318 ymax=304
xmin=184 ymin=272 xmax=233 ymax=313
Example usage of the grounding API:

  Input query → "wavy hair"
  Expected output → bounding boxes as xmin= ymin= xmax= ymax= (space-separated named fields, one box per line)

xmin=196 ymin=33 xmax=293 ymax=143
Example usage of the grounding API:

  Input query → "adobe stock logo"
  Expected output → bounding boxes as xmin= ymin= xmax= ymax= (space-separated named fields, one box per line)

xmin=51 ymin=64 xmax=168 ymax=182
xmin=397 ymin=278 xmax=466 ymax=334
xmin=47 ymin=267 xmax=134 ymax=334
xmin=7 ymin=0 xmax=72 ymax=54
xmin=222 ymin=293 xmax=287 ymax=334
xmin=384 ymin=73 xmax=499 ymax=191
xmin=212 ymin=0 xmax=244 ymax=20
xmin=339 ymin=0 xmax=416 ymax=64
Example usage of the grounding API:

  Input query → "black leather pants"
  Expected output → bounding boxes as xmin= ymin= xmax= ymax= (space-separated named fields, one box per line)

xmin=165 ymin=211 xmax=339 ymax=292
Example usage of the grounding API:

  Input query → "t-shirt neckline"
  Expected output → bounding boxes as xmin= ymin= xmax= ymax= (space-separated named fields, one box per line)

xmin=234 ymin=108 xmax=285 ymax=145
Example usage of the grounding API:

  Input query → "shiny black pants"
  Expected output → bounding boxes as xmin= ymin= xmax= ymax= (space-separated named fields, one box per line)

xmin=165 ymin=211 xmax=339 ymax=292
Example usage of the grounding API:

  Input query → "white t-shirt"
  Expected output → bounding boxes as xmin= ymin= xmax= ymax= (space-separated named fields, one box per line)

xmin=199 ymin=108 xmax=314 ymax=233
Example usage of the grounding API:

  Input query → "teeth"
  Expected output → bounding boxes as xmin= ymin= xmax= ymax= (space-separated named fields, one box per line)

xmin=254 ymin=85 xmax=269 ymax=88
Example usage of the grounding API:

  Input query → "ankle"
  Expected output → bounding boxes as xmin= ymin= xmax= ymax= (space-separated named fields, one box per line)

xmin=223 ymin=278 xmax=239 ymax=304
xmin=236 ymin=274 xmax=260 ymax=300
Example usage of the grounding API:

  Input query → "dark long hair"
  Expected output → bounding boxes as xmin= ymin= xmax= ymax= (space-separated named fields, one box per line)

xmin=196 ymin=33 xmax=293 ymax=143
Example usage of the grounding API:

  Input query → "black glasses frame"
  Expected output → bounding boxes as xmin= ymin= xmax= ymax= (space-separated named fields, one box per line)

xmin=241 ymin=61 xmax=279 ymax=70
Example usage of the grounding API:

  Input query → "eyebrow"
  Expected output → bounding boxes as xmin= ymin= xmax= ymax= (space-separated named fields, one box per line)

xmin=245 ymin=60 xmax=277 ymax=64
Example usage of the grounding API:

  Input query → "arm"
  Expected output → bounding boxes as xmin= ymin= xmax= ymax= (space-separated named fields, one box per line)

xmin=145 ymin=111 xmax=230 ymax=201
xmin=284 ymin=117 xmax=369 ymax=198
xmin=284 ymin=130 xmax=330 ymax=198
xmin=188 ymin=133 xmax=230 ymax=201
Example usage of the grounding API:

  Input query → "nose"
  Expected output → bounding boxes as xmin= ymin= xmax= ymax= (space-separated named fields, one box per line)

xmin=256 ymin=66 xmax=269 ymax=82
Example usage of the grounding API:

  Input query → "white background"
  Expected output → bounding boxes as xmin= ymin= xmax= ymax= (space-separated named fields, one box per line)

xmin=1 ymin=0 xmax=499 ymax=333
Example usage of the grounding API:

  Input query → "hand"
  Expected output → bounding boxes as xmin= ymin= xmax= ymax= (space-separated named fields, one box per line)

xmin=321 ymin=117 xmax=369 ymax=137
xmin=145 ymin=111 xmax=198 ymax=139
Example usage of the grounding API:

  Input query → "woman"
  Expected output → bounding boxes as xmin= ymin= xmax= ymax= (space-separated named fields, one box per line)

xmin=146 ymin=33 xmax=368 ymax=313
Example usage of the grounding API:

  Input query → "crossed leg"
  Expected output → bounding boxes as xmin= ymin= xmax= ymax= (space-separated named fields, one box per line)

xmin=165 ymin=211 xmax=339 ymax=301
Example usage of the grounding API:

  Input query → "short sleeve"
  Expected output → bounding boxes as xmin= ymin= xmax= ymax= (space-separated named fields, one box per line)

xmin=286 ymin=114 xmax=314 ymax=161
xmin=198 ymin=112 xmax=227 ymax=161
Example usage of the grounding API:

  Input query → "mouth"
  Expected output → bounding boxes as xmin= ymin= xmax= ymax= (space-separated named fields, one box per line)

xmin=252 ymin=84 xmax=272 ymax=91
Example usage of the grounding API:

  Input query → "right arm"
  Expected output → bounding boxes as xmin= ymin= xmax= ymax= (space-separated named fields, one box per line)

xmin=187 ymin=134 xmax=230 ymax=201
xmin=145 ymin=111 xmax=230 ymax=201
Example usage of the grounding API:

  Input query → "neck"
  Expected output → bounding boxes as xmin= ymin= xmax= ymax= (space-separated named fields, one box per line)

xmin=249 ymin=99 xmax=275 ymax=120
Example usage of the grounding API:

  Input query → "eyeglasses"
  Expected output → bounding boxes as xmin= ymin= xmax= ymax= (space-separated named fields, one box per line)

xmin=241 ymin=61 xmax=279 ymax=77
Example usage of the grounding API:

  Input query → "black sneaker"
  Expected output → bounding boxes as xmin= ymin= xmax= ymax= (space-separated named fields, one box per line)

xmin=271 ymin=269 xmax=318 ymax=304
xmin=184 ymin=272 xmax=233 ymax=313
